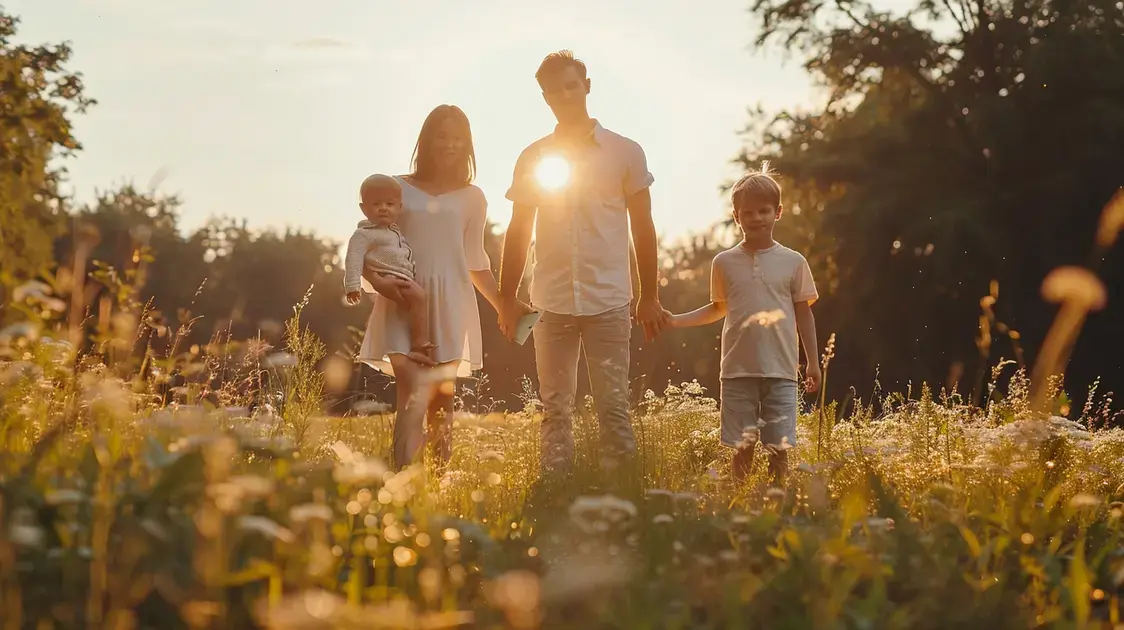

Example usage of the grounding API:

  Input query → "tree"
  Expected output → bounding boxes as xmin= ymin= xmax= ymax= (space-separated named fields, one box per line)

xmin=0 ymin=9 xmax=94 ymax=310
xmin=736 ymin=0 xmax=1124 ymax=405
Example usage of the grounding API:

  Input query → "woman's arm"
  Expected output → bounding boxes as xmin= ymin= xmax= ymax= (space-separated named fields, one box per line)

xmin=470 ymin=269 xmax=501 ymax=312
xmin=462 ymin=189 xmax=504 ymax=313
xmin=670 ymin=301 xmax=728 ymax=328
xmin=362 ymin=269 xmax=406 ymax=303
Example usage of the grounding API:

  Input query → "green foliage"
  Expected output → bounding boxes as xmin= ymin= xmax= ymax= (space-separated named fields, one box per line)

xmin=0 ymin=9 xmax=94 ymax=304
xmin=735 ymin=0 xmax=1124 ymax=399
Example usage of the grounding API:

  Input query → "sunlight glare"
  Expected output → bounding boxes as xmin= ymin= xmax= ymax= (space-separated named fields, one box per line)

xmin=534 ymin=155 xmax=571 ymax=192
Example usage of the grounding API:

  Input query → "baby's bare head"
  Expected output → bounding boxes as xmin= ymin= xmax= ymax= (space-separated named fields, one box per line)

xmin=359 ymin=174 xmax=402 ymax=226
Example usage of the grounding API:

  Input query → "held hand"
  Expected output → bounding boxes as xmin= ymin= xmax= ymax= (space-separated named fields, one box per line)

xmin=635 ymin=295 xmax=670 ymax=342
xmin=345 ymin=291 xmax=362 ymax=305
xmin=804 ymin=362 xmax=823 ymax=395
xmin=662 ymin=308 xmax=677 ymax=329
xmin=498 ymin=296 xmax=532 ymax=342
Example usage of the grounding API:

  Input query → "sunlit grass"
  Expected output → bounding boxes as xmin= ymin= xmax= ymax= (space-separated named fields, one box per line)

xmin=2 ymin=201 xmax=1124 ymax=628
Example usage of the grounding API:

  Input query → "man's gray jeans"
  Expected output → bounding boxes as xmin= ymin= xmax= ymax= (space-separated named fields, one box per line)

xmin=533 ymin=305 xmax=636 ymax=475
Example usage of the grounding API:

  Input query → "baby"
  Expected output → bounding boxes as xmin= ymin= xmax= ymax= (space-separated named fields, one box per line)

xmin=343 ymin=174 xmax=435 ymax=366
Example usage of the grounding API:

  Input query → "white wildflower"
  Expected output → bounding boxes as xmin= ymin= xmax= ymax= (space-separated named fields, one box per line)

xmin=45 ymin=490 xmax=86 ymax=506
xmin=352 ymin=399 xmax=390 ymax=415
xmin=238 ymin=516 xmax=295 ymax=543
xmin=12 ymin=281 xmax=51 ymax=302
xmin=290 ymin=503 xmax=334 ymax=524
xmin=262 ymin=352 xmax=297 ymax=369
xmin=0 ymin=322 xmax=40 ymax=342
xmin=1070 ymin=493 xmax=1102 ymax=509
xmin=480 ymin=450 xmax=505 ymax=463
xmin=568 ymin=495 xmax=637 ymax=535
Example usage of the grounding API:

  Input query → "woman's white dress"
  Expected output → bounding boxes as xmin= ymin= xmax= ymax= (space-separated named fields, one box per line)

xmin=357 ymin=177 xmax=491 ymax=378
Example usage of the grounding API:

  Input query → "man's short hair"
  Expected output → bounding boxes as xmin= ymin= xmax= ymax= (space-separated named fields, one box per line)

xmin=535 ymin=49 xmax=587 ymax=89
xmin=731 ymin=162 xmax=782 ymax=210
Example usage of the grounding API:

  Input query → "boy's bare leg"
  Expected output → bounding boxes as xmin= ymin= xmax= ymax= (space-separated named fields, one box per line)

xmin=766 ymin=449 xmax=787 ymax=487
xmin=370 ymin=276 xmax=435 ymax=366
xmin=401 ymin=281 xmax=436 ymax=366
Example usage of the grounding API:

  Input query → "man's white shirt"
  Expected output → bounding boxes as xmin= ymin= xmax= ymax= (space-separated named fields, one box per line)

xmin=506 ymin=120 xmax=654 ymax=316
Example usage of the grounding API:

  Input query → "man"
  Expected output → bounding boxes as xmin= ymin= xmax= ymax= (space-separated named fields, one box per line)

xmin=498 ymin=49 xmax=669 ymax=476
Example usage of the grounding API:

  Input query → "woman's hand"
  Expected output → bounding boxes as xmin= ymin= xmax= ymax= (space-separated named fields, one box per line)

xmin=363 ymin=270 xmax=406 ymax=303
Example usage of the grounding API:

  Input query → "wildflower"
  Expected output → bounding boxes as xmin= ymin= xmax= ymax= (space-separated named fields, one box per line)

xmin=480 ymin=450 xmax=505 ymax=463
xmin=238 ymin=516 xmax=295 ymax=543
xmin=9 ymin=523 xmax=44 ymax=547
xmin=0 ymin=361 xmax=41 ymax=385
xmin=352 ymin=399 xmax=390 ymax=415
xmin=263 ymin=352 xmax=298 ymax=369
xmin=251 ymin=403 xmax=280 ymax=424
xmin=45 ymin=489 xmax=86 ymax=506
xmin=330 ymin=441 xmax=389 ymax=486
xmin=864 ymin=517 xmax=895 ymax=531
xmin=223 ymin=406 xmax=251 ymax=419
xmin=1069 ymin=493 xmax=1101 ymax=509
xmin=693 ymin=554 xmax=717 ymax=568
xmin=0 ymin=322 xmax=40 ymax=342
xmin=673 ymin=492 xmax=700 ymax=504
xmin=229 ymin=474 xmax=275 ymax=499
xmin=568 ymin=495 xmax=637 ymax=535
xmin=141 ymin=519 xmax=169 ymax=541
xmin=290 ymin=503 xmax=333 ymax=524
xmin=8 ymin=508 xmax=43 ymax=547
xmin=12 ymin=281 xmax=51 ymax=302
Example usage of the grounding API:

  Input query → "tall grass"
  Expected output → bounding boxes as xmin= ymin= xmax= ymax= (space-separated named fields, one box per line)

xmin=0 ymin=196 xmax=1122 ymax=629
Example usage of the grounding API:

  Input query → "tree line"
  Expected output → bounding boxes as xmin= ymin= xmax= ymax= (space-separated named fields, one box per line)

xmin=2 ymin=1 xmax=1121 ymax=416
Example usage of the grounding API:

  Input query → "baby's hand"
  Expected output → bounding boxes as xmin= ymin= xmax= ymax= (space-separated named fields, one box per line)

xmin=345 ymin=291 xmax=362 ymax=305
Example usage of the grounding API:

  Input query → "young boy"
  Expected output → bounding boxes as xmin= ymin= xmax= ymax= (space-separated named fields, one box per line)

xmin=669 ymin=166 xmax=821 ymax=486
xmin=343 ymin=174 xmax=435 ymax=366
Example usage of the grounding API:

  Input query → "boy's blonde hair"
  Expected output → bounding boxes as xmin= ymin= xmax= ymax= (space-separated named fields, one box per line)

xmin=731 ymin=161 xmax=782 ymax=211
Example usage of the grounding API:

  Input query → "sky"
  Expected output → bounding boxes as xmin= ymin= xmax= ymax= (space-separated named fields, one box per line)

xmin=9 ymin=0 xmax=826 ymax=248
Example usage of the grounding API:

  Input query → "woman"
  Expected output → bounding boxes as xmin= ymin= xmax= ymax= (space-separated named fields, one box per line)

xmin=358 ymin=104 xmax=501 ymax=469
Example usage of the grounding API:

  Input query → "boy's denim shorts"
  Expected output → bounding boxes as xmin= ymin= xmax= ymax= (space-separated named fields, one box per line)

xmin=719 ymin=377 xmax=798 ymax=450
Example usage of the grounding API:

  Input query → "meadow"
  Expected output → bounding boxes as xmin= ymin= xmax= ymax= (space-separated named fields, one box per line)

xmin=0 ymin=308 xmax=1121 ymax=629
xmin=1 ymin=237 xmax=1123 ymax=629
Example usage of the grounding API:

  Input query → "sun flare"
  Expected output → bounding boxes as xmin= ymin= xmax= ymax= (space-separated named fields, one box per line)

xmin=534 ymin=154 xmax=571 ymax=192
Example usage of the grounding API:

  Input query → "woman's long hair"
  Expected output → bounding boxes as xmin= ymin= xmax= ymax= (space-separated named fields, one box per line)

xmin=409 ymin=104 xmax=476 ymax=185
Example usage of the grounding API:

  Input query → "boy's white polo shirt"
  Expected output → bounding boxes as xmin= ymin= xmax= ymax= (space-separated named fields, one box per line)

xmin=710 ymin=242 xmax=818 ymax=381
